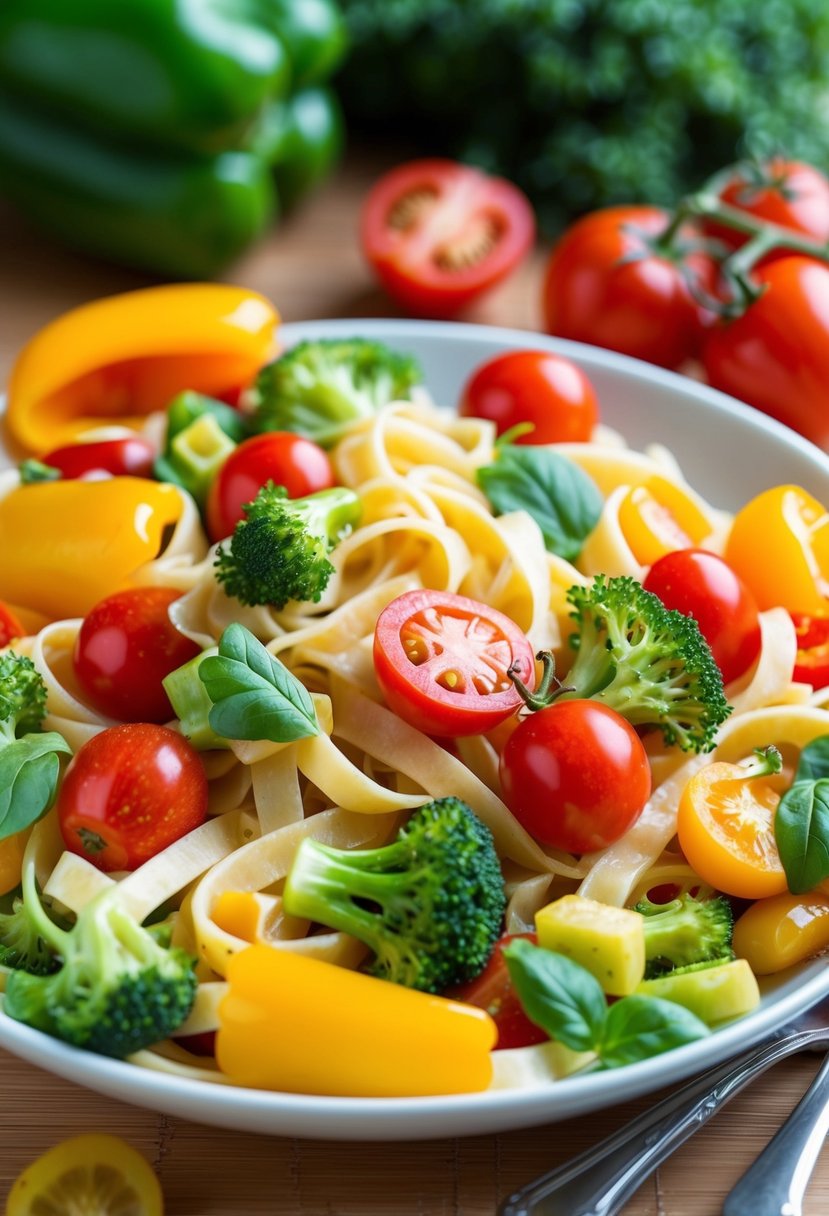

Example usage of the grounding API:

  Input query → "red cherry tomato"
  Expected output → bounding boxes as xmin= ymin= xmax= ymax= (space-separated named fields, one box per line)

xmin=791 ymin=612 xmax=829 ymax=690
xmin=373 ymin=589 xmax=535 ymax=738
xmin=542 ymin=206 xmax=719 ymax=369
xmin=206 ymin=431 xmax=334 ymax=541
xmin=703 ymin=256 xmax=829 ymax=448
xmin=56 ymin=723 xmax=208 ymax=871
xmin=73 ymin=587 xmax=201 ymax=724
xmin=449 ymin=933 xmax=548 ymax=1050
xmin=643 ymin=549 xmax=762 ymax=686
xmin=40 ymin=436 xmax=156 ymax=480
xmin=499 ymin=700 xmax=652 ymax=853
xmin=0 ymin=601 xmax=24 ymax=647
xmin=458 ymin=349 xmax=599 ymax=444
xmin=360 ymin=159 xmax=536 ymax=319
xmin=707 ymin=159 xmax=829 ymax=258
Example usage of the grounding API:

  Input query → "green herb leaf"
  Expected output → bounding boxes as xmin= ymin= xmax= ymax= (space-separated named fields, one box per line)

xmin=793 ymin=735 xmax=829 ymax=783
xmin=599 ymin=995 xmax=709 ymax=1069
xmin=0 ymin=732 xmax=72 ymax=841
xmin=502 ymin=939 xmax=607 ymax=1052
xmin=476 ymin=446 xmax=602 ymax=560
xmin=775 ymin=777 xmax=829 ymax=894
xmin=198 ymin=623 xmax=319 ymax=743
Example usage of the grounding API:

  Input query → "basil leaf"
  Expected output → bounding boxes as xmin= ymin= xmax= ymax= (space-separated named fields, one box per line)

xmin=0 ymin=731 xmax=72 ymax=841
xmin=502 ymin=939 xmax=607 ymax=1052
xmin=599 ymin=995 xmax=709 ymax=1069
xmin=199 ymin=622 xmax=319 ymax=743
xmin=794 ymin=735 xmax=829 ymax=783
xmin=476 ymin=445 xmax=602 ymax=560
xmin=775 ymin=777 xmax=829 ymax=893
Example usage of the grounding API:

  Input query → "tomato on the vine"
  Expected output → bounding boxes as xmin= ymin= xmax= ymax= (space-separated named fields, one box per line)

xmin=449 ymin=933 xmax=548 ymax=1050
xmin=791 ymin=613 xmax=829 ymax=690
xmin=458 ymin=349 xmax=599 ymax=444
xmin=40 ymin=436 xmax=156 ymax=481
xmin=373 ymin=589 xmax=535 ymax=738
xmin=73 ymin=587 xmax=201 ymax=723
xmin=57 ymin=722 xmax=208 ymax=871
xmin=499 ymin=700 xmax=652 ymax=854
xmin=707 ymin=158 xmax=829 ymax=257
xmin=542 ymin=205 xmax=718 ymax=369
xmin=206 ymin=431 xmax=334 ymax=541
xmin=643 ymin=549 xmax=761 ymax=686
xmin=360 ymin=159 xmax=535 ymax=318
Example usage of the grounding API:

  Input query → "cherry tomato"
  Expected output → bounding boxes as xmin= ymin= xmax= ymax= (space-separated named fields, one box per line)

xmin=542 ymin=206 xmax=719 ymax=369
xmin=0 ymin=600 xmax=24 ymax=647
xmin=73 ymin=587 xmax=201 ymax=723
xmin=458 ymin=349 xmax=599 ymax=444
xmin=40 ymin=436 xmax=156 ymax=480
xmin=676 ymin=758 xmax=789 ymax=900
xmin=449 ymin=933 xmax=548 ymax=1050
xmin=373 ymin=589 xmax=535 ymax=738
xmin=791 ymin=612 xmax=829 ymax=690
xmin=57 ymin=722 xmax=208 ymax=872
xmin=643 ymin=549 xmax=761 ymax=686
xmin=206 ymin=431 xmax=334 ymax=541
xmin=725 ymin=484 xmax=829 ymax=615
xmin=618 ymin=476 xmax=714 ymax=567
xmin=360 ymin=159 xmax=536 ymax=318
xmin=703 ymin=256 xmax=829 ymax=449
xmin=707 ymin=158 xmax=829 ymax=258
xmin=499 ymin=700 xmax=652 ymax=853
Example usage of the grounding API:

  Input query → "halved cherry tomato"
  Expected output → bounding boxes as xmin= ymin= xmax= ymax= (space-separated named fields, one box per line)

xmin=618 ymin=476 xmax=713 ymax=567
xmin=790 ymin=612 xmax=829 ymax=690
xmin=360 ymin=159 xmax=536 ymax=318
xmin=57 ymin=722 xmax=208 ymax=872
xmin=0 ymin=600 xmax=24 ymax=647
xmin=449 ymin=933 xmax=548 ymax=1050
xmin=706 ymin=158 xmax=829 ymax=258
xmin=643 ymin=550 xmax=761 ymax=686
xmin=73 ymin=587 xmax=201 ymax=724
xmin=458 ymin=349 xmax=599 ymax=444
xmin=725 ymin=484 xmax=829 ymax=614
xmin=206 ymin=431 xmax=334 ymax=541
xmin=6 ymin=1134 xmax=163 ymax=1216
xmin=40 ymin=436 xmax=156 ymax=481
xmin=499 ymin=700 xmax=652 ymax=853
xmin=373 ymin=589 xmax=535 ymax=737
xmin=676 ymin=758 xmax=789 ymax=900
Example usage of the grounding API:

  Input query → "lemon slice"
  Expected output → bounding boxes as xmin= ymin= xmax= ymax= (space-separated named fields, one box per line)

xmin=6 ymin=1134 xmax=163 ymax=1216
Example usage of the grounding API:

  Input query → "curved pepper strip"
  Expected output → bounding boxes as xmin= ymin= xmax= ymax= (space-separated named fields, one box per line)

xmin=5 ymin=284 xmax=279 ymax=454
xmin=0 ymin=477 xmax=184 ymax=619
xmin=216 ymin=944 xmax=497 ymax=1097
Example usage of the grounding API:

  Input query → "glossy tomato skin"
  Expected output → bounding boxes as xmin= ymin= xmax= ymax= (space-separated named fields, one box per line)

xmin=791 ymin=613 xmax=829 ymax=690
xmin=643 ymin=549 xmax=761 ymax=686
xmin=360 ymin=159 xmax=535 ymax=318
xmin=73 ymin=587 xmax=201 ymax=724
xmin=206 ymin=431 xmax=334 ymax=541
xmin=0 ymin=601 xmax=24 ymax=647
xmin=458 ymin=349 xmax=599 ymax=444
xmin=373 ymin=589 xmax=535 ymax=738
xmin=543 ymin=206 xmax=718 ymax=369
xmin=41 ymin=436 xmax=156 ymax=480
xmin=707 ymin=159 xmax=829 ymax=257
xmin=449 ymin=933 xmax=548 ymax=1050
xmin=57 ymin=723 xmax=208 ymax=871
xmin=703 ymin=256 xmax=829 ymax=448
xmin=499 ymin=700 xmax=652 ymax=853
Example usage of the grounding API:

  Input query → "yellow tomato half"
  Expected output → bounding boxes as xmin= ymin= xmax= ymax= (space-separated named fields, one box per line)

xmin=6 ymin=1134 xmax=163 ymax=1216
xmin=618 ymin=475 xmax=713 ymax=567
xmin=725 ymin=484 xmax=829 ymax=614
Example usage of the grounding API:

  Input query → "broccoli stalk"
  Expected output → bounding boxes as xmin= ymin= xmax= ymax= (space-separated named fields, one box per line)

xmin=512 ymin=575 xmax=731 ymax=753
xmin=4 ymin=856 xmax=197 ymax=1057
xmin=214 ymin=481 xmax=361 ymax=609
xmin=634 ymin=892 xmax=735 ymax=979
xmin=252 ymin=338 xmax=423 ymax=445
xmin=282 ymin=796 xmax=506 ymax=993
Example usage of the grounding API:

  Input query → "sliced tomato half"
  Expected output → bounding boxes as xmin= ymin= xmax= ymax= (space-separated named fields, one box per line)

xmin=360 ymin=159 xmax=536 ymax=318
xmin=791 ymin=611 xmax=829 ymax=690
xmin=449 ymin=932 xmax=548 ymax=1050
xmin=373 ymin=588 xmax=535 ymax=737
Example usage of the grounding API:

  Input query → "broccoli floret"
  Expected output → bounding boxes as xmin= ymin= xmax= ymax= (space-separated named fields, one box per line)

xmin=214 ymin=481 xmax=361 ymax=609
xmin=282 ymin=796 xmax=506 ymax=993
xmin=252 ymin=338 xmax=423 ymax=445
xmin=635 ymin=892 xmax=734 ymax=979
xmin=4 ymin=863 xmax=197 ymax=1058
xmin=0 ymin=651 xmax=47 ymax=744
xmin=0 ymin=895 xmax=64 ymax=975
xmin=560 ymin=575 xmax=731 ymax=752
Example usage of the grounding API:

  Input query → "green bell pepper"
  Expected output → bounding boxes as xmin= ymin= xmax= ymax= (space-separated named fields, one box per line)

xmin=248 ymin=86 xmax=344 ymax=208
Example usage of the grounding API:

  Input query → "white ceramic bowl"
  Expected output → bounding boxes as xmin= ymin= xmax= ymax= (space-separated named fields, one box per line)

xmin=1 ymin=317 xmax=828 ymax=1141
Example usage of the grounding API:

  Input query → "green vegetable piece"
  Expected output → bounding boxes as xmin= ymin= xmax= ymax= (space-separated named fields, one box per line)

xmin=198 ymin=622 xmax=319 ymax=744
xmin=476 ymin=445 xmax=603 ymax=561
xmin=268 ymin=0 xmax=348 ymax=89
xmin=636 ymin=958 xmax=760 ymax=1025
xmin=155 ymin=413 xmax=236 ymax=507
xmin=162 ymin=647 xmax=229 ymax=751
xmin=502 ymin=937 xmax=608 ymax=1052
xmin=635 ymin=892 xmax=734 ymax=978
xmin=165 ymin=391 xmax=250 ymax=446
xmin=0 ymin=893 xmax=69 ymax=975
xmin=791 ymin=735 xmax=829 ymax=784
xmin=270 ymin=87 xmax=344 ymax=209
xmin=776 ymin=777 xmax=829 ymax=894
xmin=598 ymin=994 xmax=709 ymax=1069
xmin=0 ymin=652 xmax=71 ymax=842
xmin=18 ymin=459 xmax=60 ymax=485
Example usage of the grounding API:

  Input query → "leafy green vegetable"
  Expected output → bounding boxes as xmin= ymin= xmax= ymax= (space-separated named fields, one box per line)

xmin=790 ymin=735 xmax=829 ymax=784
xmin=198 ymin=623 xmax=319 ymax=743
xmin=476 ymin=445 xmax=602 ymax=560
xmin=599 ymin=994 xmax=710 ymax=1069
xmin=0 ymin=652 xmax=71 ymax=842
xmin=775 ymin=736 xmax=829 ymax=893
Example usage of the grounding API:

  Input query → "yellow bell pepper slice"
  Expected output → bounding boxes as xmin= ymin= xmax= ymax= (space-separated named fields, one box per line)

xmin=5 ymin=283 xmax=278 ymax=454
xmin=733 ymin=890 xmax=829 ymax=974
xmin=216 ymin=944 xmax=497 ymax=1097
xmin=726 ymin=485 xmax=829 ymax=614
xmin=0 ymin=477 xmax=184 ymax=619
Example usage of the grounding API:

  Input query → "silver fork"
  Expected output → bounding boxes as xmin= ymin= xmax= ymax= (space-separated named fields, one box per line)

xmin=498 ymin=995 xmax=829 ymax=1216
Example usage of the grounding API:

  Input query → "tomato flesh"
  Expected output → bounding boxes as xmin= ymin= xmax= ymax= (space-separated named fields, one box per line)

xmin=791 ymin=612 xmax=829 ymax=690
xmin=459 ymin=349 xmax=599 ymax=444
xmin=449 ymin=933 xmax=548 ymax=1050
xmin=0 ymin=601 xmax=24 ymax=647
xmin=373 ymin=589 xmax=535 ymax=737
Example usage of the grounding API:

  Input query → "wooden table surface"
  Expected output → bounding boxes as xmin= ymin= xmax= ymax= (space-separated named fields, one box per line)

xmin=1 ymin=149 xmax=828 ymax=1216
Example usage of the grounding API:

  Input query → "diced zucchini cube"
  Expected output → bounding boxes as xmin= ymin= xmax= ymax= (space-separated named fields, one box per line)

xmin=636 ymin=958 xmax=760 ymax=1025
xmin=535 ymin=894 xmax=646 ymax=996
